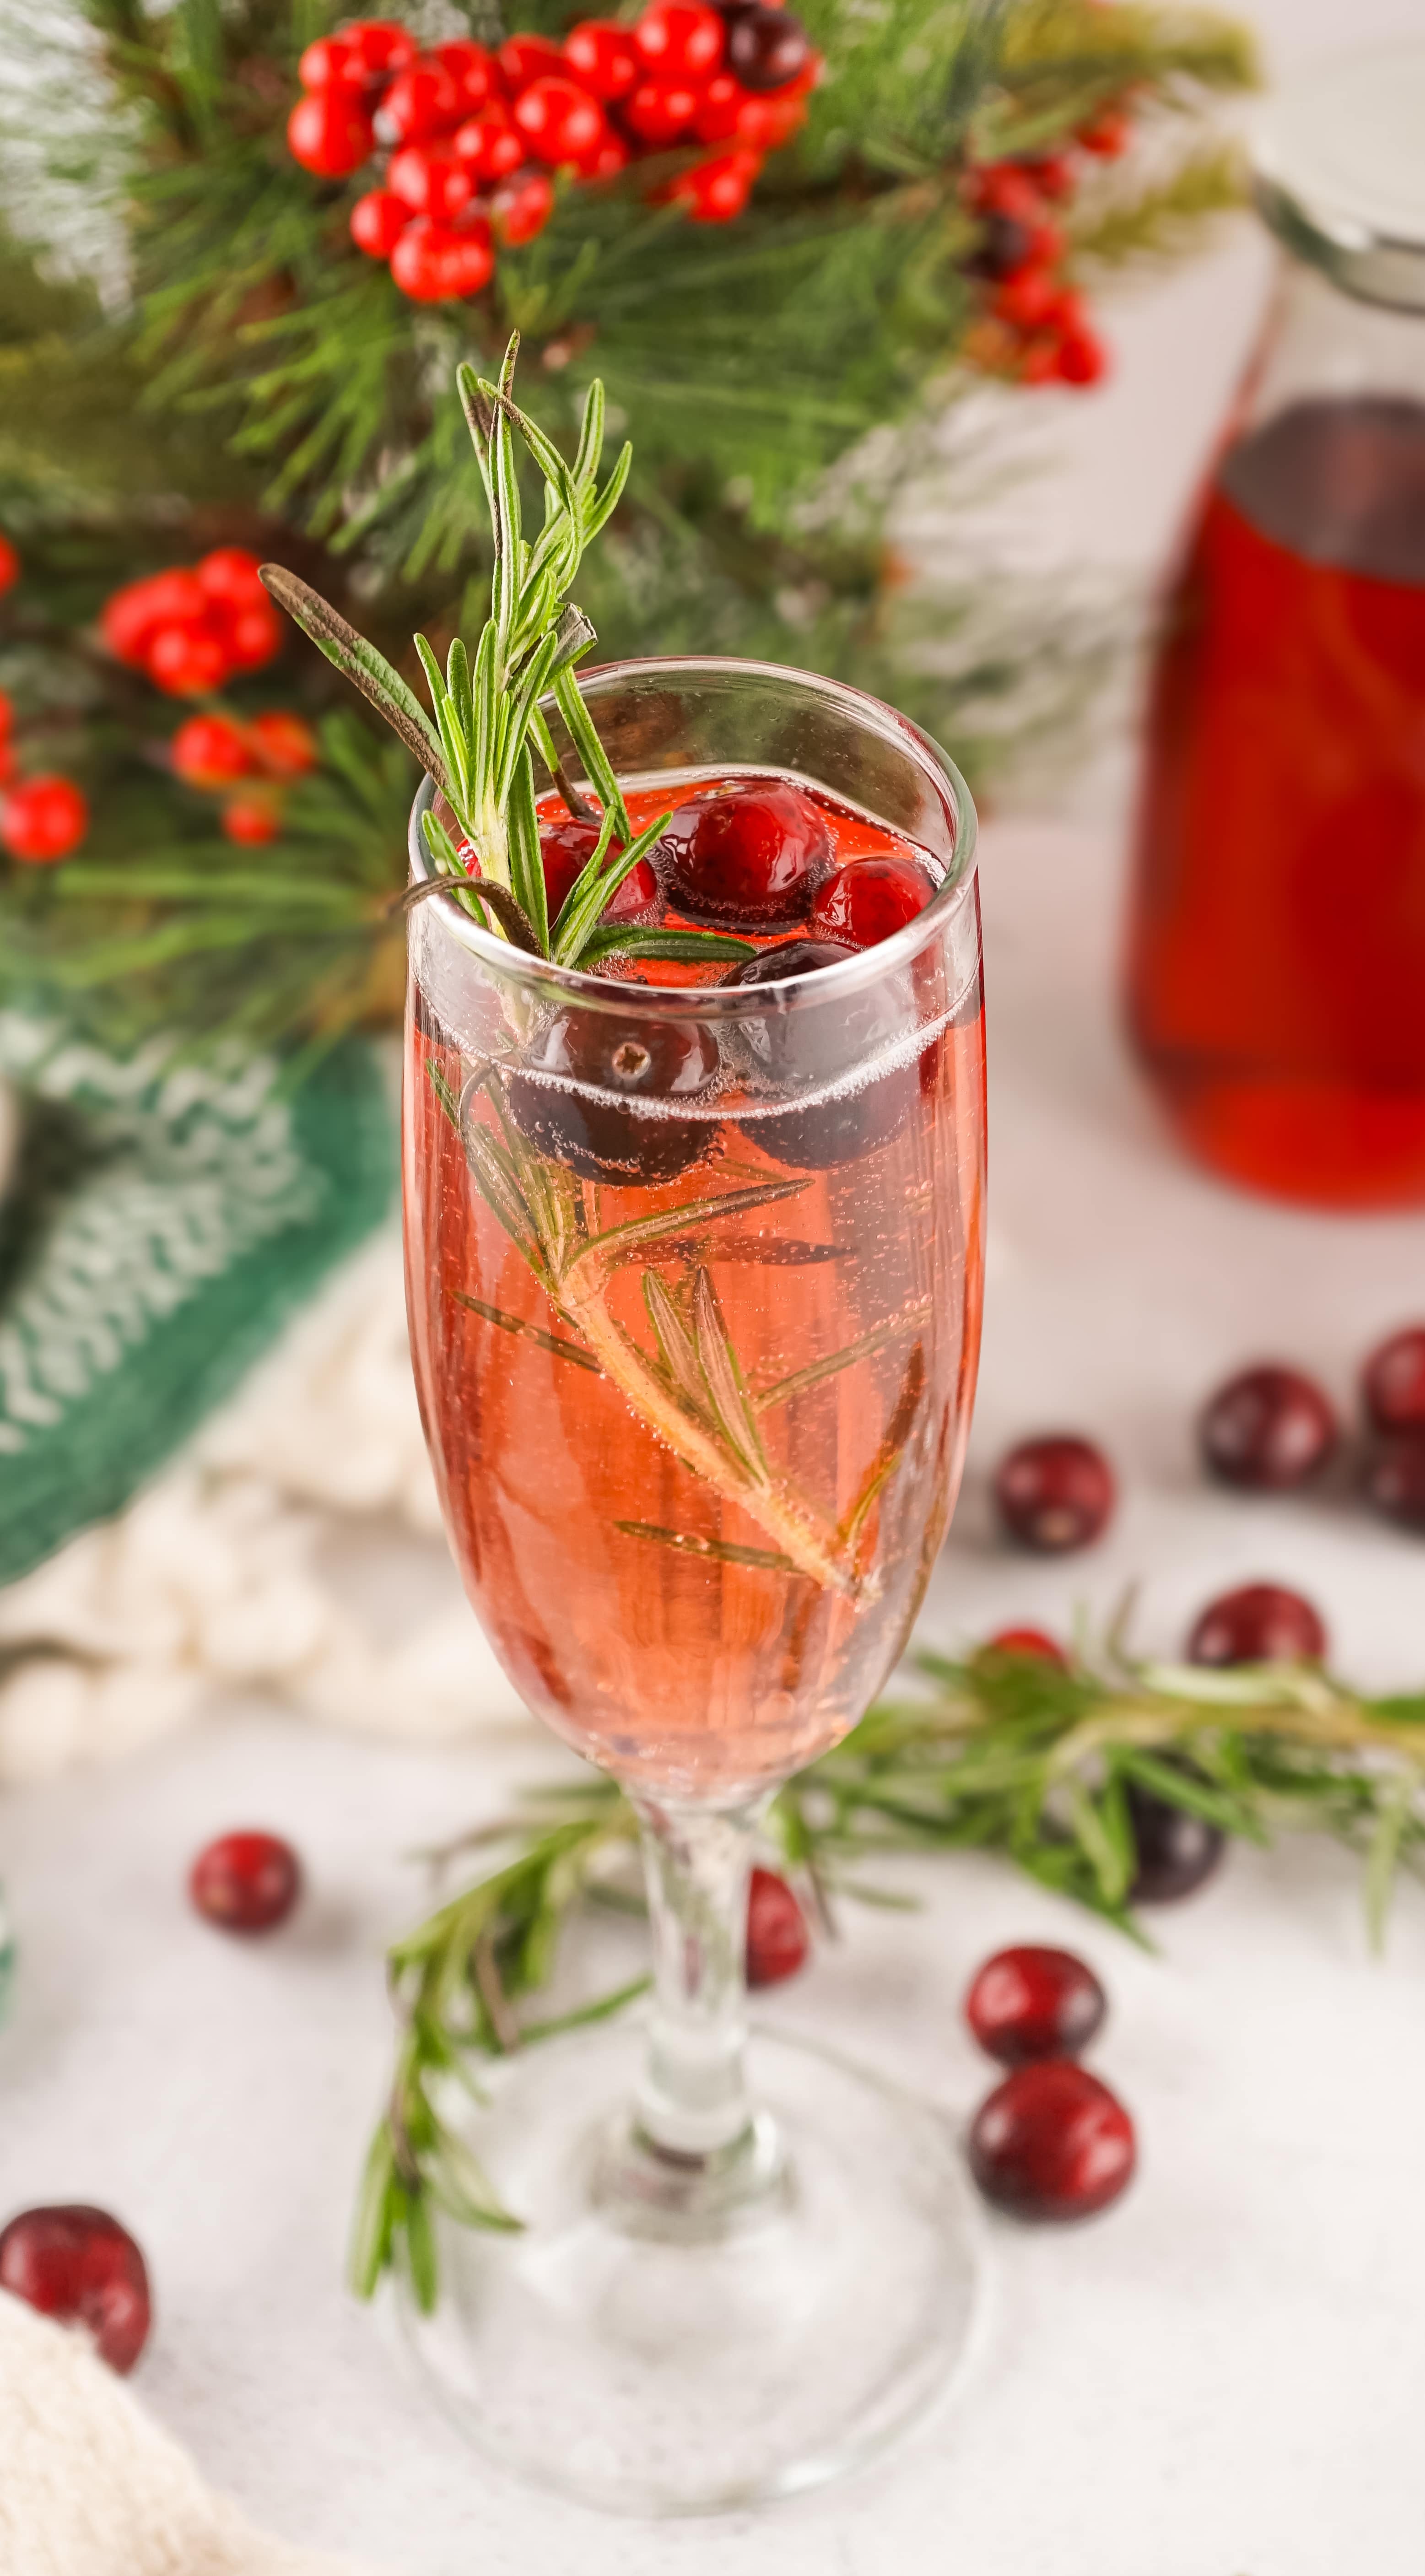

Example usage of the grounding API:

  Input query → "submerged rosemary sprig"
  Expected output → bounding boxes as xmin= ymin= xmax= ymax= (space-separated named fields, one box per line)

xmin=352 ymin=1635 xmax=1425 ymax=2311
xmin=260 ymin=334 xmax=742 ymax=978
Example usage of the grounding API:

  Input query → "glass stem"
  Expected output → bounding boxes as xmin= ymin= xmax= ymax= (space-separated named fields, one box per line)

xmin=630 ymin=1792 xmax=765 ymax=2162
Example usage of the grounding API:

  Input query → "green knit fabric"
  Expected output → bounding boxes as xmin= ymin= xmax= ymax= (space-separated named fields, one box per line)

xmin=0 ymin=1013 xmax=395 ymax=1587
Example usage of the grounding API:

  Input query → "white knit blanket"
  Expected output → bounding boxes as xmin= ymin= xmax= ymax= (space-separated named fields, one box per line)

xmin=0 ymin=2291 xmax=375 ymax=2576
xmin=0 ymin=1230 xmax=531 ymax=1785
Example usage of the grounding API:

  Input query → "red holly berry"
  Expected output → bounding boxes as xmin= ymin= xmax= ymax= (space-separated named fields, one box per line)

xmin=492 ymin=168 xmax=557 ymax=246
xmin=660 ymin=780 xmax=832 ymax=926
xmin=347 ymin=19 xmax=418 ymax=80
xmin=101 ymin=568 xmax=207 ymax=664
xmin=809 ymin=854 xmax=934 ymax=948
xmin=146 ymin=621 xmax=229 ymax=695
xmin=1126 ymin=1775 xmax=1225 ymax=1904
xmin=691 ymin=68 xmax=742 ymax=140
xmin=994 ymin=1435 xmax=1116 ymax=1553
xmin=968 ymin=2062 xmax=1135 ymax=2221
xmin=350 ymin=188 xmax=413 ymax=256
xmin=1055 ymin=326 xmax=1107 ymax=386
xmin=171 ymin=714 xmax=254 ymax=786
xmin=1187 ymin=1582 xmax=1327 ymax=1667
xmin=981 ymin=1626 xmax=1068 ymax=1667
xmin=297 ymin=31 xmax=363 ymax=89
xmin=190 ymin=1829 xmax=302 ymax=1931
xmin=668 ymin=146 xmax=760 ymax=221
xmin=746 ymin=1865 xmax=809 ymax=1987
xmin=218 ymin=597 xmax=283 ymax=673
xmin=636 ymin=0 xmax=725 ymax=77
xmin=287 ymin=83 xmax=376 ymax=177
xmin=587 ymin=131 xmax=632 ymax=178
xmin=965 ymin=162 xmax=1042 ymax=223
xmin=378 ymin=56 xmax=463 ymax=144
xmin=497 ymin=33 xmax=569 ymax=91
xmin=1364 ymin=1432 xmax=1425 ymax=1532
xmin=221 ymin=795 xmax=282 ymax=845
xmin=564 ymin=19 xmax=641 ymax=100
xmin=725 ymin=2 xmax=810 ymax=90
xmin=248 ymin=711 xmax=318 ymax=778
xmin=454 ymin=103 xmax=527 ymax=182
xmin=1363 ymin=1326 xmax=1425 ymax=1435
xmin=196 ymin=547 xmax=267 ymax=611
xmin=0 ymin=688 xmax=12 ymax=742
xmin=965 ymin=1946 xmax=1106 ymax=2068
xmin=388 ymin=144 xmax=474 ymax=219
xmin=733 ymin=86 xmax=807 ymax=146
xmin=390 ymin=216 xmax=495 ymax=303
xmin=513 ymin=75 xmax=609 ymax=167
xmin=1021 ymin=150 xmax=1074 ymax=200
xmin=1079 ymin=105 xmax=1132 ymax=157
xmin=993 ymin=265 xmax=1065 ymax=333
xmin=539 ymin=814 xmax=658 ymax=925
xmin=0 ymin=532 xmax=19 ymax=595
xmin=432 ymin=38 xmax=498 ymax=113
xmin=0 ymin=2207 xmax=151 ymax=2374
xmin=0 ymin=775 xmax=88 ymax=864
xmin=1199 ymin=1364 xmax=1338 ymax=1492
xmin=623 ymin=73 xmax=700 ymax=144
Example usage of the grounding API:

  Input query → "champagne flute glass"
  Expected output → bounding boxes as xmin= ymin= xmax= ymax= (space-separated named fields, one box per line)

xmin=400 ymin=655 xmax=987 ymax=2515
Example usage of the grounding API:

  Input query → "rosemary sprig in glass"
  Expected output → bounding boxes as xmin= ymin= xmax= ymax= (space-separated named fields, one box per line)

xmin=352 ymin=1635 xmax=1425 ymax=2311
xmin=260 ymin=332 xmax=746 ymax=979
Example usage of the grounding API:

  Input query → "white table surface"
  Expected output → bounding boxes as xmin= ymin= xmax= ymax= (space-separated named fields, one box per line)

xmin=5 ymin=804 xmax=1425 ymax=2576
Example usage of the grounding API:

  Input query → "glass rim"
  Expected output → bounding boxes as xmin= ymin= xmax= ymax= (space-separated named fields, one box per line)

xmin=406 ymin=653 xmax=979 ymax=1021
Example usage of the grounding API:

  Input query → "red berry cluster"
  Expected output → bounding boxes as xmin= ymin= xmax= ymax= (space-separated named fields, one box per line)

xmin=0 ymin=539 xmax=91 ymax=863
xmin=964 ymin=1944 xmax=1135 ymax=2221
xmin=100 ymin=550 xmax=282 ymax=697
xmin=960 ymin=105 xmax=1134 ymax=390
xmin=170 ymin=709 xmax=319 ymax=846
xmin=289 ymin=6 xmax=820 ymax=303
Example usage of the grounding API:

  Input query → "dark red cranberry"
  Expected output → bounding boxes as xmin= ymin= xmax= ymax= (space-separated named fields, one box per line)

xmin=659 ymin=782 xmax=832 ymax=929
xmin=1199 ymin=1364 xmax=1337 ymax=1491
xmin=507 ymin=1010 xmax=719 ymax=1184
xmin=724 ymin=3 xmax=810 ymax=89
xmin=0 ymin=2206 xmax=151 ymax=2372
xmin=745 ymin=1865 xmax=808 ymax=1987
xmin=1186 ymin=1582 xmax=1327 ymax=1667
xmin=1363 ymin=1326 xmax=1425 ymax=1435
xmin=980 ymin=1626 xmax=1068 ymax=1667
xmin=809 ymin=856 xmax=934 ymax=950
xmin=1363 ymin=1431 xmax=1425 ymax=1532
xmin=967 ymin=2061 xmax=1135 ymax=2222
xmin=190 ymin=1829 xmax=302 ymax=1932
xmin=1126 ymin=1773 xmax=1225 ymax=1904
xmin=994 ymin=1435 xmax=1115 ymax=1553
xmin=965 ymin=1945 xmax=1105 ymax=2068
xmin=723 ymin=937 xmax=914 ymax=1170
xmin=539 ymin=814 xmax=659 ymax=931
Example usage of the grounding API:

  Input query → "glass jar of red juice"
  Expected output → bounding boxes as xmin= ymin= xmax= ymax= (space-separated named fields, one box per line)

xmin=1126 ymin=45 xmax=1425 ymax=1209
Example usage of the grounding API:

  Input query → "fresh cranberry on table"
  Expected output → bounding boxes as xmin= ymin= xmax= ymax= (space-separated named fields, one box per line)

xmin=980 ymin=1626 xmax=1069 ymax=1667
xmin=809 ymin=855 xmax=935 ymax=951
xmin=746 ymin=1865 xmax=809 ymax=1987
xmin=994 ymin=1435 xmax=1116 ymax=1553
xmin=1186 ymin=1581 xmax=1327 ymax=1667
xmin=1198 ymin=1363 xmax=1337 ymax=1491
xmin=968 ymin=2061 xmax=1135 ymax=2221
xmin=507 ymin=1010 xmax=719 ymax=1183
xmin=1362 ymin=1327 xmax=1425 ymax=1436
xmin=190 ymin=1830 xmax=302 ymax=1933
xmin=965 ymin=1945 xmax=1106 ymax=2068
xmin=1362 ymin=1432 xmax=1425 ymax=1533
xmin=1125 ymin=1774 xmax=1225 ymax=1904
xmin=659 ymin=782 xmax=832 ymax=928
xmin=0 ymin=2206 xmax=151 ymax=2373
xmin=538 ymin=814 xmax=659 ymax=930
xmin=723 ymin=937 xmax=913 ymax=1169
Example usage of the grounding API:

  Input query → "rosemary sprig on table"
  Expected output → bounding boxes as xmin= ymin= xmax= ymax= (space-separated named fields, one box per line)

xmin=260 ymin=333 xmax=743 ymax=979
xmin=352 ymin=1637 xmax=1425 ymax=2310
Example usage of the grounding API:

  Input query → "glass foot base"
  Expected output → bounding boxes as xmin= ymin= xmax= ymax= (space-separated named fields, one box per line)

xmin=397 ymin=2019 xmax=988 ymax=2517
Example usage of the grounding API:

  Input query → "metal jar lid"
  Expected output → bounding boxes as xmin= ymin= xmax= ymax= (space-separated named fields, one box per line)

xmin=1254 ymin=41 xmax=1425 ymax=314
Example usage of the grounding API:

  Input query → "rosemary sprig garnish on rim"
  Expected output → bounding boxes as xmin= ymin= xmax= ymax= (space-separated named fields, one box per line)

xmin=259 ymin=333 xmax=746 ymax=979
xmin=352 ymin=1636 xmax=1425 ymax=2311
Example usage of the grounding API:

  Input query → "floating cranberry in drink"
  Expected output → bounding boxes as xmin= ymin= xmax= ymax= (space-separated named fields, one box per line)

xmin=538 ymin=812 xmax=659 ymax=930
xmin=994 ymin=1434 xmax=1115 ymax=1553
xmin=0 ymin=2206 xmax=151 ymax=2372
xmin=1198 ymin=1363 xmax=1337 ymax=1491
xmin=809 ymin=854 xmax=934 ymax=950
xmin=964 ymin=1945 xmax=1106 ymax=2067
xmin=1186 ymin=1581 xmax=1327 ymax=1667
xmin=721 ymin=937 xmax=914 ymax=1170
xmin=658 ymin=778 xmax=832 ymax=927
xmin=967 ymin=2061 xmax=1135 ymax=2221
